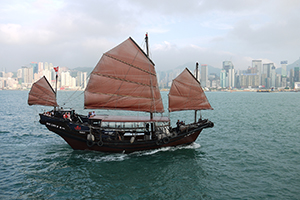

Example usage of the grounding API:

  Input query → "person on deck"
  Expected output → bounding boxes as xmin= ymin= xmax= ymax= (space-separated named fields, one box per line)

xmin=88 ymin=112 xmax=92 ymax=118
xmin=176 ymin=120 xmax=180 ymax=133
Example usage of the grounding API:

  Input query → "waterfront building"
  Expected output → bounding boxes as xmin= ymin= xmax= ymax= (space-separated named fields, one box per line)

xmin=44 ymin=62 xmax=49 ymax=71
xmin=239 ymin=75 xmax=247 ymax=88
xmin=223 ymin=61 xmax=234 ymax=73
xmin=77 ymin=71 xmax=88 ymax=89
xmin=228 ymin=68 xmax=235 ymax=88
xmin=252 ymin=60 xmax=262 ymax=85
xmin=281 ymin=77 xmax=287 ymax=88
xmin=38 ymin=62 xmax=44 ymax=73
xmin=222 ymin=61 xmax=235 ymax=88
xmin=201 ymin=64 xmax=208 ymax=87
xmin=262 ymin=63 xmax=272 ymax=78
xmin=261 ymin=74 xmax=267 ymax=87
xmin=294 ymin=67 xmax=299 ymax=82
xmin=281 ymin=61 xmax=287 ymax=77
xmin=31 ymin=62 xmax=38 ymax=74
xmin=276 ymin=74 xmax=281 ymax=88
xmin=290 ymin=69 xmax=294 ymax=88
xmin=220 ymin=69 xmax=226 ymax=88
xmin=270 ymin=66 xmax=276 ymax=88
xmin=295 ymin=82 xmax=300 ymax=90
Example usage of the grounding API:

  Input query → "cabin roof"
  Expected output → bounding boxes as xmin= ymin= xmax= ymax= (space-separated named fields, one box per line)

xmin=90 ymin=115 xmax=169 ymax=123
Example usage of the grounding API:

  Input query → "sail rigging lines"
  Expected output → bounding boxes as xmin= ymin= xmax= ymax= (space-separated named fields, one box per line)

xmin=84 ymin=36 xmax=164 ymax=113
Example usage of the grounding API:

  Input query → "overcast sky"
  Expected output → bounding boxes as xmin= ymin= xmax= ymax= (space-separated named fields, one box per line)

xmin=1 ymin=0 xmax=300 ymax=72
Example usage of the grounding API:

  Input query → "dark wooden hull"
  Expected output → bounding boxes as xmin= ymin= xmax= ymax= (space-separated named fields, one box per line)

xmin=39 ymin=114 xmax=214 ymax=153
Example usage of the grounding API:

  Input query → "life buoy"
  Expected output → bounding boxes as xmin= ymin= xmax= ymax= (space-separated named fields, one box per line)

xmin=156 ymin=139 xmax=162 ymax=146
xmin=87 ymin=133 xmax=95 ymax=141
xmin=87 ymin=140 xmax=94 ymax=147
xmin=163 ymin=137 xmax=170 ymax=144
xmin=97 ymin=140 xmax=103 ymax=147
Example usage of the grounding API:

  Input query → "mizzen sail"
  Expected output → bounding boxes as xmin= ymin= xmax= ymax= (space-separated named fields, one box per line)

xmin=168 ymin=68 xmax=213 ymax=112
xmin=84 ymin=37 xmax=164 ymax=113
xmin=28 ymin=76 xmax=58 ymax=107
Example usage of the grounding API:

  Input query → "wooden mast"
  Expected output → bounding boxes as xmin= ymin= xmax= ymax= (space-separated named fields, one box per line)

xmin=146 ymin=33 xmax=154 ymax=136
xmin=54 ymin=66 xmax=59 ymax=111
xmin=194 ymin=62 xmax=199 ymax=123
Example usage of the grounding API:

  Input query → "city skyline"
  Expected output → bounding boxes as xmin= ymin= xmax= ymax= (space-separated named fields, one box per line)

xmin=1 ymin=1 xmax=300 ymax=72
xmin=1 ymin=56 xmax=300 ymax=90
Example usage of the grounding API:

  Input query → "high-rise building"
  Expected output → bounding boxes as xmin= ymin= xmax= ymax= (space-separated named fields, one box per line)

xmin=30 ymin=62 xmax=38 ymax=74
xmin=262 ymin=63 xmax=273 ymax=78
xmin=290 ymin=69 xmax=294 ymax=88
xmin=281 ymin=61 xmax=287 ymax=77
xmin=222 ymin=61 xmax=235 ymax=88
xmin=201 ymin=64 xmax=208 ymax=87
xmin=294 ymin=67 xmax=299 ymax=82
xmin=220 ymin=69 xmax=226 ymax=88
xmin=223 ymin=61 xmax=234 ymax=73
xmin=38 ymin=62 xmax=44 ymax=73
xmin=228 ymin=68 xmax=235 ymax=88
xmin=281 ymin=77 xmax=287 ymax=88
xmin=251 ymin=60 xmax=261 ymax=85
xmin=270 ymin=66 xmax=276 ymax=88
xmin=276 ymin=74 xmax=281 ymax=88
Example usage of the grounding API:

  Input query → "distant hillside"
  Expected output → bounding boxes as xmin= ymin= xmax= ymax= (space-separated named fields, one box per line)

xmin=276 ymin=57 xmax=300 ymax=74
xmin=157 ymin=62 xmax=221 ymax=75
xmin=69 ymin=67 xmax=93 ymax=78
xmin=73 ymin=67 xmax=93 ymax=74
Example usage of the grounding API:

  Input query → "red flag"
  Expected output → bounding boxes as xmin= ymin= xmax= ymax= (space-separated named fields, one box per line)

xmin=54 ymin=66 xmax=59 ymax=72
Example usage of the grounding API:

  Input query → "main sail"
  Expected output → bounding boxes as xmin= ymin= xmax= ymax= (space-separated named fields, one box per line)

xmin=28 ymin=76 xmax=58 ymax=107
xmin=168 ymin=68 xmax=213 ymax=112
xmin=84 ymin=37 xmax=164 ymax=113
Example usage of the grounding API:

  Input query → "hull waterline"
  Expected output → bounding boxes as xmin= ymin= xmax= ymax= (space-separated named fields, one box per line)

xmin=40 ymin=114 xmax=214 ymax=153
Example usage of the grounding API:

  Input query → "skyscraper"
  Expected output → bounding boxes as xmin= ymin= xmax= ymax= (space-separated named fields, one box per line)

xmin=228 ymin=68 xmax=235 ymax=88
xmin=281 ymin=61 xmax=287 ymax=77
xmin=223 ymin=61 xmax=233 ymax=73
xmin=220 ymin=69 xmax=226 ymax=88
xmin=252 ymin=60 xmax=262 ymax=85
xmin=201 ymin=64 xmax=208 ymax=87
xmin=295 ymin=67 xmax=299 ymax=82
xmin=223 ymin=61 xmax=235 ymax=88
xmin=30 ymin=62 xmax=38 ymax=74
xmin=270 ymin=66 xmax=276 ymax=88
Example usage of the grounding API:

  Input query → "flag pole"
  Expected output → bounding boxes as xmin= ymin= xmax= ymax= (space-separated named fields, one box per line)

xmin=54 ymin=66 xmax=59 ymax=111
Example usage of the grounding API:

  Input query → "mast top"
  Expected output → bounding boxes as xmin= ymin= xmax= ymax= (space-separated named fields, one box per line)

xmin=145 ymin=32 xmax=149 ymax=57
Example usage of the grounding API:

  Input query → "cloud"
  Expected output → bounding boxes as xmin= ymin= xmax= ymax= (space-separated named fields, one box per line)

xmin=1 ymin=0 xmax=300 ymax=72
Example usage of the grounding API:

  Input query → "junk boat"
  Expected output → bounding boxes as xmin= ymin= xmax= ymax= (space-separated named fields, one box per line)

xmin=28 ymin=34 xmax=214 ymax=153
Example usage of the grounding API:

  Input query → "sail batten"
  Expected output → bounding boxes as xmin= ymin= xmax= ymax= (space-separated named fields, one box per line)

xmin=28 ymin=76 xmax=58 ymax=107
xmin=168 ymin=68 xmax=213 ymax=112
xmin=104 ymin=54 xmax=156 ymax=76
xmin=84 ymin=37 xmax=164 ymax=113
xmin=92 ymin=72 xmax=158 ymax=87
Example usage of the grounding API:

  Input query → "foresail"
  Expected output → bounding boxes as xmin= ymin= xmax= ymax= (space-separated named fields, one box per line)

xmin=28 ymin=76 xmax=58 ymax=107
xmin=168 ymin=68 xmax=213 ymax=112
xmin=84 ymin=37 xmax=164 ymax=113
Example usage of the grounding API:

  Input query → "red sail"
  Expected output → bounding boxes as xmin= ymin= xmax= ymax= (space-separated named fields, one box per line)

xmin=168 ymin=68 xmax=213 ymax=112
xmin=84 ymin=37 xmax=164 ymax=113
xmin=28 ymin=76 xmax=58 ymax=107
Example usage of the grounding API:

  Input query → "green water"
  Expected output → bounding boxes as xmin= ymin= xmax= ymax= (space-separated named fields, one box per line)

xmin=0 ymin=90 xmax=299 ymax=199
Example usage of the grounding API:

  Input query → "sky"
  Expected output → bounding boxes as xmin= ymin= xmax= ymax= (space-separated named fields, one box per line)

xmin=1 ymin=0 xmax=300 ymax=72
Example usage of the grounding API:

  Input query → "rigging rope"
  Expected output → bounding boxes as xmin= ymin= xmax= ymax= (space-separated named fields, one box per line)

xmin=60 ymin=71 xmax=92 ymax=108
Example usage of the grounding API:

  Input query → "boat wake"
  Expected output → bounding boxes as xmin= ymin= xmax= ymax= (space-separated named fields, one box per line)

xmin=75 ymin=143 xmax=201 ymax=163
xmin=136 ymin=142 xmax=201 ymax=156
xmin=77 ymin=153 xmax=129 ymax=163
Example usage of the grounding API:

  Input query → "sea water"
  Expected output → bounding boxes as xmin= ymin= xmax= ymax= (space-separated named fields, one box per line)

xmin=0 ymin=90 xmax=299 ymax=199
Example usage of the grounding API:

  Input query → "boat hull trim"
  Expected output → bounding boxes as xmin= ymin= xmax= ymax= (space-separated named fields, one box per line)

xmin=39 ymin=112 xmax=214 ymax=153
